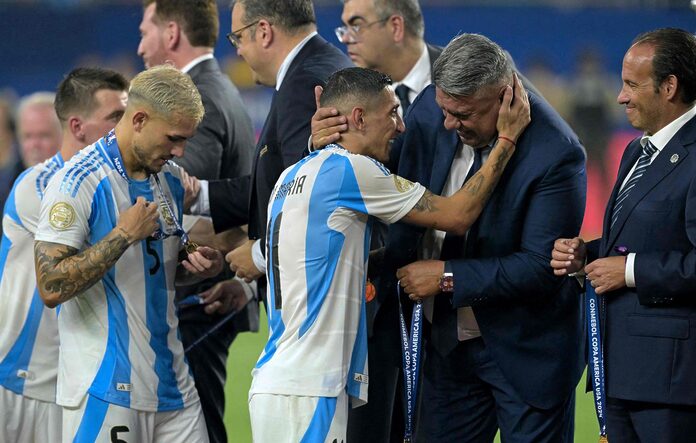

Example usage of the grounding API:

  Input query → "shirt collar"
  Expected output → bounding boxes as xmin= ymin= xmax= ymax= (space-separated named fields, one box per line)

xmin=181 ymin=53 xmax=214 ymax=74
xmin=642 ymin=104 xmax=696 ymax=152
xmin=276 ymin=31 xmax=318 ymax=91
xmin=392 ymin=45 xmax=431 ymax=95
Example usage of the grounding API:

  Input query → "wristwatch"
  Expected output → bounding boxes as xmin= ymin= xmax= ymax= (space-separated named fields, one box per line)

xmin=439 ymin=262 xmax=454 ymax=293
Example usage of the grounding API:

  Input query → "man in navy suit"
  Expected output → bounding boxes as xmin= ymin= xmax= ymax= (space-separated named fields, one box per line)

xmin=190 ymin=1 xmax=352 ymax=298
xmin=394 ymin=34 xmax=586 ymax=442
xmin=552 ymin=28 xmax=696 ymax=443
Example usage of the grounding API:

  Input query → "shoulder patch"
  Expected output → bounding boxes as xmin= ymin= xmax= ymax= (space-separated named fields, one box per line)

xmin=49 ymin=202 xmax=76 ymax=230
xmin=393 ymin=175 xmax=415 ymax=192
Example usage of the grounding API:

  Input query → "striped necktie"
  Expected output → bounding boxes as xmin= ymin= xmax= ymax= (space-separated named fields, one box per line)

xmin=610 ymin=140 xmax=658 ymax=229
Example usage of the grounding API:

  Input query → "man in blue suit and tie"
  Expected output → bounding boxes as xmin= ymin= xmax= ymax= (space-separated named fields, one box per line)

xmin=394 ymin=34 xmax=586 ymax=442
xmin=552 ymin=28 xmax=696 ymax=443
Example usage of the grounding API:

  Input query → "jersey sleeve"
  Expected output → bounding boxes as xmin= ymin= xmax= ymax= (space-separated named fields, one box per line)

xmin=35 ymin=169 xmax=95 ymax=251
xmin=348 ymin=154 xmax=425 ymax=225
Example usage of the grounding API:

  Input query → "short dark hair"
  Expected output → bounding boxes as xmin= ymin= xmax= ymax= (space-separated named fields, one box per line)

xmin=320 ymin=67 xmax=392 ymax=113
xmin=232 ymin=0 xmax=315 ymax=34
xmin=145 ymin=0 xmax=219 ymax=47
xmin=632 ymin=28 xmax=696 ymax=104
xmin=54 ymin=67 xmax=129 ymax=123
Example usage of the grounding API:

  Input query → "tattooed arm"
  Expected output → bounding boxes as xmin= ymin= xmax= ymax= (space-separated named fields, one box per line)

xmin=400 ymin=73 xmax=530 ymax=235
xmin=34 ymin=197 xmax=160 ymax=308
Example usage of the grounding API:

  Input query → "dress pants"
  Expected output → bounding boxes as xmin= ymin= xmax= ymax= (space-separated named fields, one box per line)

xmin=607 ymin=397 xmax=696 ymax=443
xmin=180 ymin=314 xmax=238 ymax=443
xmin=416 ymin=337 xmax=575 ymax=443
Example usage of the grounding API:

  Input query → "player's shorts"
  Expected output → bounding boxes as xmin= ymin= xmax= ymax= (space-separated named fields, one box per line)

xmin=0 ymin=385 xmax=62 ymax=443
xmin=249 ymin=391 xmax=348 ymax=443
xmin=62 ymin=393 xmax=209 ymax=443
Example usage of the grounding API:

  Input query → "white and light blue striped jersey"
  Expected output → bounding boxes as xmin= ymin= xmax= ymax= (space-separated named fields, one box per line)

xmin=0 ymin=153 xmax=64 ymax=402
xmin=35 ymin=132 xmax=198 ymax=412
xmin=250 ymin=144 xmax=425 ymax=405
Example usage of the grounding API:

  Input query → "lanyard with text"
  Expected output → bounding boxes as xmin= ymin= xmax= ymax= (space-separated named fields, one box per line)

xmin=397 ymin=282 xmax=423 ymax=443
xmin=102 ymin=131 xmax=198 ymax=253
xmin=587 ymin=283 xmax=608 ymax=443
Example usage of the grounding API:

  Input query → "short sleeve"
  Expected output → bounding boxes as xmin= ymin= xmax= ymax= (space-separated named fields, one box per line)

xmin=348 ymin=154 xmax=425 ymax=225
xmin=35 ymin=170 xmax=94 ymax=250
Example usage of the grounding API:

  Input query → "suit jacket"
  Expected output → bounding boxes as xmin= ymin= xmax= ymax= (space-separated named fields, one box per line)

xmin=175 ymin=57 xmax=254 ymax=180
xmin=381 ymin=85 xmax=587 ymax=410
xmin=587 ymin=113 xmax=696 ymax=405
xmin=174 ymin=57 xmax=255 ymax=330
xmin=208 ymin=35 xmax=352 ymax=242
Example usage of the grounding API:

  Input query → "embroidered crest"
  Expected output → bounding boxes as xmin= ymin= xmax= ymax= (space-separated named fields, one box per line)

xmin=49 ymin=203 xmax=75 ymax=230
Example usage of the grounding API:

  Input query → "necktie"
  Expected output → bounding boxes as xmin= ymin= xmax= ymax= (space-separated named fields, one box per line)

xmin=610 ymin=140 xmax=657 ymax=229
xmin=395 ymin=84 xmax=411 ymax=115
xmin=431 ymin=147 xmax=484 ymax=356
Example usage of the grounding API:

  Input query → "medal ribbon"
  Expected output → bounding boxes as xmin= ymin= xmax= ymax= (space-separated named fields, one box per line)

xmin=151 ymin=173 xmax=194 ymax=249
xmin=587 ymin=283 xmax=608 ymax=441
xmin=101 ymin=130 xmax=195 ymax=251
xmin=397 ymin=283 xmax=423 ymax=443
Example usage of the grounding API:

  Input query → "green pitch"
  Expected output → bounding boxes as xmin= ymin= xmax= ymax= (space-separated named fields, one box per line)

xmin=223 ymin=311 xmax=599 ymax=442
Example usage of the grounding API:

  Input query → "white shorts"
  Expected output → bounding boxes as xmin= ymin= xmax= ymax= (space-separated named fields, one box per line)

xmin=249 ymin=391 xmax=348 ymax=443
xmin=61 ymin=394 xmax=209 ymax=443
xmin=0 ymin=385 xmax=62 ymax=443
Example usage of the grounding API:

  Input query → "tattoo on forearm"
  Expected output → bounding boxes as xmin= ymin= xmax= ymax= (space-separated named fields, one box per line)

xmin=34 ymin=229 xmax=131 ymax=305
xmin=413 ymin=190 xmax=436 ymax=212
xmin=463 ymin=143 xmax=514 ymax=198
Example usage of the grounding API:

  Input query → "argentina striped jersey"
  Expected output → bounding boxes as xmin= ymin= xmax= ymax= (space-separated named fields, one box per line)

xmin=250 ymin=144 xmax=425 ymax=405
xmin=34 ymin=133 xmax=198 ymax=412
xmin=0 ymin=153 xmax=64 ymax=402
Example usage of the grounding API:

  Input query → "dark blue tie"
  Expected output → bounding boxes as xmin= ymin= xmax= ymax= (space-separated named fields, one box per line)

xmin=431 ymin=147 xmax=484 ymax=356
xmin=610 ymin=140 xmax=657 ymax=229
xmin=395 ymin=84 xmax=411 ymax=115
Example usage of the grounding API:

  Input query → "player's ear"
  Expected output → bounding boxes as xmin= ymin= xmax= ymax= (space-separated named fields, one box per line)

xmin=132 ymin=110 xmax=148 ymax=132
xmin=351 ymin=107 xmax=366 ymax=131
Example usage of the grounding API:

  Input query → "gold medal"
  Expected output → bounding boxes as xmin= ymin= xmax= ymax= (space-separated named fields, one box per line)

xmin=599 ymin=435 xmax=608 ymax=443
xmin=185 ymin=240 xmax=199 ymax=254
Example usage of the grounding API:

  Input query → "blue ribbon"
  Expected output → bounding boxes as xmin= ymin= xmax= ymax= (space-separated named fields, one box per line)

xmin=586 ymin=283 xmax=607 ymax=439
xmin=397 ymin=283 xmax=423 ymax=443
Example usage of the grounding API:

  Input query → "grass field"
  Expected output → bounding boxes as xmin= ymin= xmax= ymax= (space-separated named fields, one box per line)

xmin=223 ymin=310 xmax=600 ymax=443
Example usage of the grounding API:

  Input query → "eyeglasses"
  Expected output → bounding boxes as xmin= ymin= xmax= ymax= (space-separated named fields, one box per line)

xmin=334 ymin=17 xmax=389 ymax=43
xmin=226 ymin=20 xmax=260 ymax=48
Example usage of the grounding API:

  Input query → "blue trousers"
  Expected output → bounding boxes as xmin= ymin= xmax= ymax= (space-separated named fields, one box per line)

xmin=416 ymin=337 xmax=574 ymax=443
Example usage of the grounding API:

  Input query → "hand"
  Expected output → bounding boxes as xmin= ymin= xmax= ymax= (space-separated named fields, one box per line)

xmin=585 ymin=256 xmax=627 ymax=294
xmin=117 ymin=196 xmax=159 ymax=243
xmin=180 ymin=168 xmax=200 ymax=213
xmin=496 ymin=73 xmax=531 ymax=143
xmin=199 ymin=279 xmax=250 ymax=315
xmin=396 ymin=260 xmax=444 ymax=301
xmin=181 ymin=246 xmax=224 ymax=279
xmin=226 ymin=239 xmax=263 ymax=282
xmin=551 ymin=237 xmax=586 ymax=276
xmin=311 ymin=85 xmax=346 ymax=149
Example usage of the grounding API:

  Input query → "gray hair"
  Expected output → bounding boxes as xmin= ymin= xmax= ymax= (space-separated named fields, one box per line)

xmin=433 ymin=33 xmax=513 ymax=98
xmin=372 ymin=0 xmax=424 ymax=38
xmin=232 ymin=0 xmax=315 ymax=35
xmin=17 ymin=92 xmax=59 ymax=133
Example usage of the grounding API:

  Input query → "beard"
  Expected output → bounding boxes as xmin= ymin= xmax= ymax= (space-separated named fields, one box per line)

xmin=132 ymin=142 xmax=162 ymax=176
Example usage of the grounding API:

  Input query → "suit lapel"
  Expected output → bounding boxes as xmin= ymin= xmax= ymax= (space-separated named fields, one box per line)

xmin=429 ymin=128 xmax=459 ymax=194
xmin=603 ymin=119 xmax=695 ymax=253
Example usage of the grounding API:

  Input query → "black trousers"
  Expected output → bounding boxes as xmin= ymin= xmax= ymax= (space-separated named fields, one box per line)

xmin=179 ymin=316 xmax=238 ymax=443
xmin=607 ymin=397 xmax=696 ymax=443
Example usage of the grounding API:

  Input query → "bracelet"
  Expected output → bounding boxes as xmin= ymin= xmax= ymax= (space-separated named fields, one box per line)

xmin=497 ymin=135 xmax=516 ymax=147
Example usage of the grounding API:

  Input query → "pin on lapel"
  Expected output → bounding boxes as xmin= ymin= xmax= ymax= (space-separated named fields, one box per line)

xmin=670 ymin=154 xmax=679 ymax=164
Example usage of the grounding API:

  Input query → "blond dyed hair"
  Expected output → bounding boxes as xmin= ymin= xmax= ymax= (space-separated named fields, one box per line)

xmin=127 ymin=64 xmax=204 ymax=124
